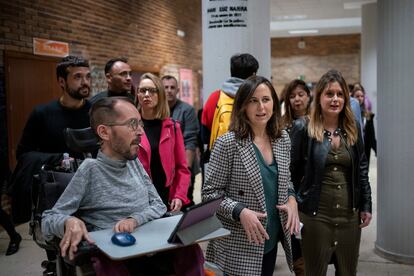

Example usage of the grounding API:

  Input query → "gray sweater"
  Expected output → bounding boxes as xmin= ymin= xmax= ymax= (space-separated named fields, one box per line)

xmin=42 ymin=151 xmax=167 ymax=241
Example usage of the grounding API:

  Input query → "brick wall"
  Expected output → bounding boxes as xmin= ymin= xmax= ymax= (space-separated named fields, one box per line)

xmin=271 ymin=34 xmax=360 ymax=95
xmin=0 ymin=0 xmax=202 ymax=107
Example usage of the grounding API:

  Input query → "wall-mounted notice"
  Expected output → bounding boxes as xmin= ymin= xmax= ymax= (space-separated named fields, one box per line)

xmin=206 ymin=0 xmax=248 ymax=29
xmin=33 ymin=38 xmax=69 ymax=57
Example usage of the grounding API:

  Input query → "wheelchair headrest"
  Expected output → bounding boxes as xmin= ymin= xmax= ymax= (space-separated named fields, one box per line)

xmin=63 ymin=127 xmax=100 ymax=154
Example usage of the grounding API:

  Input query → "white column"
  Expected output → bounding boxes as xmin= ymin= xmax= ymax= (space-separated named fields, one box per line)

xmin=201 ymin=0 xmax=271 ymax=103
xmin=361 ymin=3 xmax=377 ymax=115
xmin=376 ymin=0 xmax=414 ymax=264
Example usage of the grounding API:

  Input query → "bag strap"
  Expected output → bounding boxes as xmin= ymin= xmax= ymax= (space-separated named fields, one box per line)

xmin=172 ymin=119 xmax=176 ymax=134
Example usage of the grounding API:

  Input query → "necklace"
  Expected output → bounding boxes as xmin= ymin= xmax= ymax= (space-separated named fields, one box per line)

xmin=324 ymin=127 xmax=347 ymax=143
xmin=324 ymin=128 xmax=341 ymax=137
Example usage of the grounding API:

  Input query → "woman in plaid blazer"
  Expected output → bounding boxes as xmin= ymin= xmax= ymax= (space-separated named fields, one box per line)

xmin=202 ymin=76 xmax=300 ymax=276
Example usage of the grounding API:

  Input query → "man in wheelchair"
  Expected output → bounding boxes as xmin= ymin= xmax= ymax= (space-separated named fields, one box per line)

xmin=42 ymin=97 xmax=205 ymax=276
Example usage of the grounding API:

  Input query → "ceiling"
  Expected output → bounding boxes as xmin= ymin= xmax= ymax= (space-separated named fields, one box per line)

xmin=270 ymin=0 xmax=376 ymax=37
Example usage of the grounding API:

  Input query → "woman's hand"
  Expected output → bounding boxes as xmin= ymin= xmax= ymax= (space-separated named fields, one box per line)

xmin=239 ymin=208 xmax=269 ymax=245
xmin=277 ymin=196 xmax=300 ymax=235
xmin=359 ymin=211 xmax=372 ymax=228
xmin=170 ymin=198 xmax=183 ymax=212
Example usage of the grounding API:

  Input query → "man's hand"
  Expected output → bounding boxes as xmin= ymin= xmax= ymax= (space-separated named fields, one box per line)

xmin=239 ymin=208 xmax=269 ymax=245
xmin=170 ymin=198 xmax=183 ymax=212
xmin=359 ymin=211 xmax=372 ymax=228
xmin=114 ymin=218 xmax=138 ymax=233
xmin=277 ymin=196 xmax=300 ymax=235
xmin=60 ymin=217 xmax=94 ymax=260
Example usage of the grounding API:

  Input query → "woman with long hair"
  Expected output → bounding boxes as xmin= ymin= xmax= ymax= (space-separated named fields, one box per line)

xmin=203 ymin=75 xmax=299 ymax=275
xmin=281 ymin=79 xmax=311 ymax=130
xmin=351 ymin=84 xmax=377 ymax=166
xmin=136 ymin=73 xmax=190 ymax=211
xmin=281 ymin=79 xmax=311 ymax=275
xmin=290 ymin=69 xmax=372 ymax=275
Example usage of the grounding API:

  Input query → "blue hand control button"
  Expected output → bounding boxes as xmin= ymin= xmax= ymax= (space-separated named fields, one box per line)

xmin=111 ymin=232 xmax=136 ymax=246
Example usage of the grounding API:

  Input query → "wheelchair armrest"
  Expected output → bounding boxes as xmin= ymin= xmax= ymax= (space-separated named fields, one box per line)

xmin=163 ymin=211 xmax=182 ymax=217
xmin=61 ymin=240 xmax=99 ymax=266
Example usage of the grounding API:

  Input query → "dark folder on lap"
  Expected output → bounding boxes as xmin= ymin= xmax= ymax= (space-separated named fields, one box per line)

xmin=168 ymin=196 xmax=224 ymax=246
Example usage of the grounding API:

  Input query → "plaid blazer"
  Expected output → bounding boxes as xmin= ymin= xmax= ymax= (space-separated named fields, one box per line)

xmin=202 ymin=131 xmax=294 ymax=276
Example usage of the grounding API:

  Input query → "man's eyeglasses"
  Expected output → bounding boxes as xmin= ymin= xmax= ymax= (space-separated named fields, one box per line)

xmin=105 ymin=118 xmax=144 ymax=132
xmin=138 ymin=87 xmax=158 ymax=94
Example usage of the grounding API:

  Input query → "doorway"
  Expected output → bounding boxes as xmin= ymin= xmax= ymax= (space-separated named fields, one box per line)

xmin=5 ymin=51 xmax=61 ymax=169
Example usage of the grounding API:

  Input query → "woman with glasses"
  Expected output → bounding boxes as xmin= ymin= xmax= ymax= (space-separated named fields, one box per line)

xmin=290 ymin=70 xmax=372 ymax=275
xmin=137 ymin=73 xmax=190 ymax=212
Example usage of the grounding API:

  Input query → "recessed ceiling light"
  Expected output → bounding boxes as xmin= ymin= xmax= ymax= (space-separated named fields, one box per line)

xmin=344 ymin=0 xmax=377 ymax=10
xmin=288 ymin=29 xmax=319 ymax=34
xmin=273 ymin=14 xmax=307 ymax=21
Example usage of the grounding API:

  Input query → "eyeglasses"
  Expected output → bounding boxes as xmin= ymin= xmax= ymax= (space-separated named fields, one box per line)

xmin=138 ymin=87 xmax=158 ymax=94
xmin=105 ymin=118 xmax=144 ymax=132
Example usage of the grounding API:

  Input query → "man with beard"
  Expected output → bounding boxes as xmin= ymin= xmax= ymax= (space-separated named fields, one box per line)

xmin=16 ymin=55 xmax=92 ymax=160
xmin=11 ymin=55 xmax=91 ymax=274
xmin=89 ymin=57 xmax=135 ymax=104
xmin=42 ymin=97 xmax=205 ymax=276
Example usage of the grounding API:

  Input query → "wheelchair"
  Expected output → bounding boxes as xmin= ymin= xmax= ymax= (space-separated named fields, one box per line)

xmin=29 ymin=127 xmax=206 ymax=276
xmin=29 ymin=127 xmax=99 ymax=276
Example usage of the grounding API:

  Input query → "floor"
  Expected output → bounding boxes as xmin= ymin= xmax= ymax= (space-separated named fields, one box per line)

xmin=1 ymin=156 xmax=414 ymax=275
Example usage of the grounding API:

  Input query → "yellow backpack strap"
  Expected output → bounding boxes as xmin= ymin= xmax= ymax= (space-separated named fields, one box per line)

xmin=209 ymin=91 xmax=234 ymax=149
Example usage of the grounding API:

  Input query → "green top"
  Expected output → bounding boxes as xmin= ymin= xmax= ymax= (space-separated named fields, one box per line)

xmin=253 ymin=144 xmax=282 ymax=254
xmin=319 ymin=141 xmax=352 ymax=212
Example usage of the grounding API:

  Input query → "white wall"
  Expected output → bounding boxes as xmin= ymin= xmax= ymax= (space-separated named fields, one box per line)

xmin=201 ymin=0 xmax=271 ymax=103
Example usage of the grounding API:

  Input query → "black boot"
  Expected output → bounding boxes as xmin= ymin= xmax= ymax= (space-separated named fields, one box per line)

xmin=5 ymin=233 xmax=22 ymax=256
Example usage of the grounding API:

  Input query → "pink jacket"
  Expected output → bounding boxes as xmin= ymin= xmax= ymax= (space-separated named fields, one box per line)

xmin=138 ymin=118 xmax=190 ymax=205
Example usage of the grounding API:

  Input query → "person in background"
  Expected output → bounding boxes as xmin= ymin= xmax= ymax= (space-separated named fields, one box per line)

xmin=137 ymin=73 xmax=190 ymax=211
xmin=203 ymin=75 xmax=299 ymax=276
xmin=290 ymin=69 xmax=372 ymax=275
xmin=352 ymin=84 xmax=377 ymax=166
xmin=280 ymin=78 xmax=312 ymax=276
xmin=0 ymin=82 xmax=21 ymax=256
xmin=0 ymin=164 xmax=21 ymax=256
xmin=0 ymin=206 xmax=21 ymax=256
xmin=11 ymin=55 xmax=91 ymax=274
xmin=162 ymin=75 xmax=199 ymax=205
xmin=281 ymin=79 xmax=311 ymax=130
xmin=201 ymin=53 xmax=259 ymax=160
xmin=89 ymin=57 xmax=135 ymax=104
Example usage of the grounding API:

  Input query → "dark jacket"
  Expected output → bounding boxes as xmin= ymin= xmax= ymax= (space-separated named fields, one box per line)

xmin=363 ymin=112 xmax=377 ymax=161
xmin=290 ymin=119 xmax=372 ymax=216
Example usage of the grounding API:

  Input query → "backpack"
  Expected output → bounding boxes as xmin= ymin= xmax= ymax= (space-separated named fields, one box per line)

xmin=209 ymin=91 xmax=234 ymax=149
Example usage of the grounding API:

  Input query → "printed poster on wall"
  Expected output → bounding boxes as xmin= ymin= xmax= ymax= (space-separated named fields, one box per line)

xmin=206 ymin=0 xmax=248 ymax=29
xmin=179 ymin=69 xmax=193 ymax=105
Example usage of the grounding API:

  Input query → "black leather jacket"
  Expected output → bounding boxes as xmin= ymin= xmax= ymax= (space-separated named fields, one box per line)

xmin=290 ymin=119 xmax=372 ymax=216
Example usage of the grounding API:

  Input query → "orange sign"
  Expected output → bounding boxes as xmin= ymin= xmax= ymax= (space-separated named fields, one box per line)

xmin=33 ymin=38 xmax=69 ymax=57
